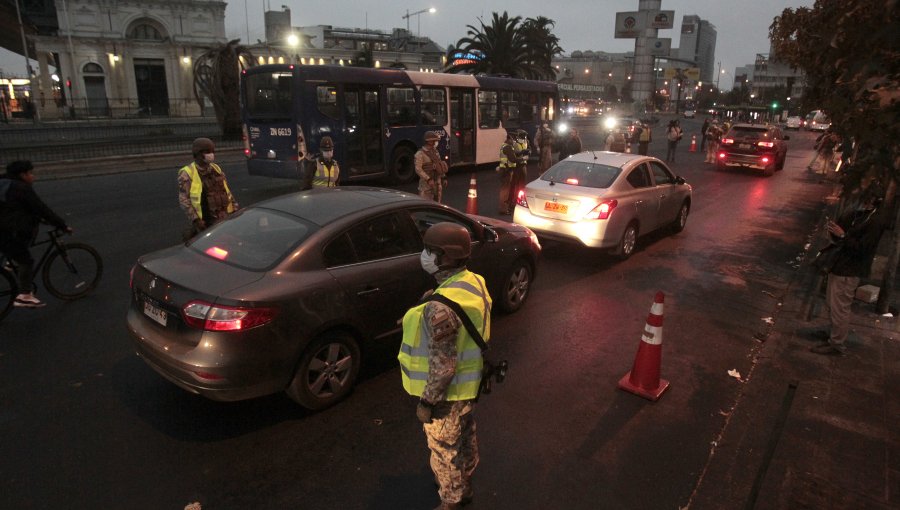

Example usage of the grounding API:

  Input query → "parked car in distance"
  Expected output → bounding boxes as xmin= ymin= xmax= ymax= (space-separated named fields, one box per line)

xmin=683 ymin=110 xmax=696 ymax=118
xmin=513 ymin=152 xmax=692 ymax=260
xmin=785 ymin=116 xmax=804 ymax=130
xmin=717 ymin=123 xmax=790 ymax=176
xmin=127 ymin=188 xmax=542 ymax=410
xmin=806 ymin=110 xmax=831 ymax=131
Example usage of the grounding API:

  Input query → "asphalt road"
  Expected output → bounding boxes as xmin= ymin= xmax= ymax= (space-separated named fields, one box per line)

xmin=0 ymin=120 xmax=832 ymax=509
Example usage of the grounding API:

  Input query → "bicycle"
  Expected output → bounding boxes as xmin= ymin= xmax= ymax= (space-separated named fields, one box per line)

xmin=0 ymin=228 xmax=103 ymax=320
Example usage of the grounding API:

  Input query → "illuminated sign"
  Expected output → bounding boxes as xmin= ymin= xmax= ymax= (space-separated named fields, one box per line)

xmin=449 ymin=50 xmax=484 ymax=67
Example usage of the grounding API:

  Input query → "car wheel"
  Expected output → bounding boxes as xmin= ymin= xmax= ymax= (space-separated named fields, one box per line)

xmin=498 ymin=258 xmax=532 ymax=313
xmin=615 ymin=222 xmax=638 ymax=260
xmin=763 ymin=164 xmax=775 ymax=177
xmin=776 ymin=152 xmax=786 ymax=170
xmin=671 ymin=201 xmax=689 ymax=233
xmin=388 ymin=145 xmax=416 ymax=184
xmin=286 ymin=331 xmax=361 ymax=410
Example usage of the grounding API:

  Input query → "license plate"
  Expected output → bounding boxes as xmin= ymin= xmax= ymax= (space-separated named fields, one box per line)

xmin=544 ymin=202 xmax=568 ymax=214
xmin=144 ymin=300 xmax=168 ymax=327
xmin=739 ymin=143 xmax=751 ymax=149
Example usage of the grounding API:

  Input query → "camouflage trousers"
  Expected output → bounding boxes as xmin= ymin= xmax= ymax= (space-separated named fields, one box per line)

xmin=423 ymin=400 xmax=478 ymax=504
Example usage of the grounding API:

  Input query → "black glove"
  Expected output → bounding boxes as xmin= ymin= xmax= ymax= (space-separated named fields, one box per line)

xmin=416 ymin=400 xmax=434 ymax=424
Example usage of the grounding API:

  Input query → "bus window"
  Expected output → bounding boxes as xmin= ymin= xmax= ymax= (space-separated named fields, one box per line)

xmin=521 ymin=92 xmax=537 ymax=122
xmin=387 ymin=87 xmax=416 ymax=126
xmin=316 ymin=85 xmax=340 ymax=119
xmin=478 ymin=90 xmax=500 ymax=128
xmin=243 ymin=71 xmax=293 ymax=120
xmin=501 ymin=91 xmax=520 ymax=128
xmin=420 ymin=87 xmax=446 ymax=126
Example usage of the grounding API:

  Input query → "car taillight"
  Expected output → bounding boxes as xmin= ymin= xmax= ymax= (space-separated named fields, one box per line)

xmin=516 ymin=189 xmax=528 ymax=208
xmin=721 ymin=138 xmax=734 ymax=145
xmin=585 ymin=200 xmax=617 ymax=220
xmin=718 ymin=152 xmax=727 ymax=159
xmin=757 ymin=141 xmax=774 ymax=148
xmin=242 ymin=124 xmax=251 ymax=158
xmin=182 ymin=301 xmax=279 ymax=331
xmin=761 ymin=156 xmax=770 ymax=164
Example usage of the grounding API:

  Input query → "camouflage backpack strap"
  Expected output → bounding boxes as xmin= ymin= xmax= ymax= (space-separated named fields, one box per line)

xmin=423 ymin=294 xmax=489 ymax=352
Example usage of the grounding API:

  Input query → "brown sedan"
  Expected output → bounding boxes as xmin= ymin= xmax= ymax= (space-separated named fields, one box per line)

xmin=127 ymin=187 xmax=541 ymax=410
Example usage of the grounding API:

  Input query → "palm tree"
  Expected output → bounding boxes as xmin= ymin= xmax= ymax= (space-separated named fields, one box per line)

xmin=520 ymin=16 xmax=563 ymax=80
xmin=193 ymin=39 xmax=255 ymax=139
xmin=450 ymin=12 xmax=536 ymax=78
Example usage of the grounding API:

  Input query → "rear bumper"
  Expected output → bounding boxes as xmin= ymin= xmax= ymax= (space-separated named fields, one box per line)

xmin=718 ymin=152 xmax=773 ymax=169
xmin=512 ymin=205 xmax=618 ymax=249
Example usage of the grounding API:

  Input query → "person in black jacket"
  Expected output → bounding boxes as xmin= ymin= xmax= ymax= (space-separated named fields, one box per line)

xmin=811 ymin=189 xmax=883 ymax=355
xmin=0 ymin=160 xmax=71 ymax=308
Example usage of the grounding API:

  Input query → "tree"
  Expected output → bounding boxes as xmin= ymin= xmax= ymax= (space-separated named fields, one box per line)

xmin=448 ymin=12 xmax=562 ymax=79
xmin=770 ymin=1 xmax=899 ymax=311
xmin=193 ymin=39 xmax=255 ymax=140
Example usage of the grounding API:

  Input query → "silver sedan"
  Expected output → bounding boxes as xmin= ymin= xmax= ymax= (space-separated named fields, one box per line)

xmin=513 ymin=152 xmax=692 ymax=259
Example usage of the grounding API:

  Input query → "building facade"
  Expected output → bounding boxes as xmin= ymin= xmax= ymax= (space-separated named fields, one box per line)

xmin=28 ymin=0 xmax=227 ymax=119
xmin=551 ymin=50 xmax=636 ymax=104
xmin=676 ymin=15 xmax=717 ymax=84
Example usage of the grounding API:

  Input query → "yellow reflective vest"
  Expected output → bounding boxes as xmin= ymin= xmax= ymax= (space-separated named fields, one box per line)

xmin=178 ymin=162 xmax=235 ymax=221
xmin=499 ymin=142 xmax=514 ymax=169
xmin=311 ymin=159 xmax=340 ymax=187
xmin=398 ymin=270 xmax=492 ymax=401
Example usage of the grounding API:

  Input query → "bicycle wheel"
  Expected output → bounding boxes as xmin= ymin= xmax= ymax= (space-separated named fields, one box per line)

xmin=42 ymin=243 xmax=103 ymax=300
xmin=0 ymin=268 xmax=16 ymax=321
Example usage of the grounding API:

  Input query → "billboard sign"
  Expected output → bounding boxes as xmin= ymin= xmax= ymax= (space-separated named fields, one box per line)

xmin=647 ymin=38 xmax=672 ymax=57
xmin=614 ymin=11 xmax=645 ymax=38
xmin=648 ymin=10 xmax=675 ymax=29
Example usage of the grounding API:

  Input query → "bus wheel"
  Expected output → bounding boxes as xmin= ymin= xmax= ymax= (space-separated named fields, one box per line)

xmin=389 ymin=146 xmax=416 ymax=184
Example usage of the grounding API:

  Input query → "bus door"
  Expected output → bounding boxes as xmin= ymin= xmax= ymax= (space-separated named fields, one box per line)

xmin=343 ymin=86 xmax=383 ymax=178
xmin=450 ymin=88 xmax=475 ymax=164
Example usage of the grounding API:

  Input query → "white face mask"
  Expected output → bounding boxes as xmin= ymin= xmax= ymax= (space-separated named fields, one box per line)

xmin=203 ymin=153 xmax=215 ymax=163
xmin=420 ymin=249 xmax=440 ymax=275
xmin=322 ymin=150 xmax=333 ymax=160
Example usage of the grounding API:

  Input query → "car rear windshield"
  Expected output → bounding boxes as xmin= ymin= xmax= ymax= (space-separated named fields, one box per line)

xmin=540 ymin=160 xmax=621 ymax=189
xmin=728 ymin=127 xmax=769 ymax=141
xmin=189 ymin=208 xmax=315 ymax=271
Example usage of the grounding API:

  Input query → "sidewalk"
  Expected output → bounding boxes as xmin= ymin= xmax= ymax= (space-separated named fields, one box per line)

xmin=30 ymin=147 xmax=247 ymax=181
xmin=689 ymin=213 xmax=899 ymax=508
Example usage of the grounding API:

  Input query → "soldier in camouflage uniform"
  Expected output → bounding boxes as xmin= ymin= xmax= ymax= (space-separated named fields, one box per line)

xmin=178 ymin=137 xmax=239 ymax=238
xmin=398 ymin=222 xmax=492 ymax=510
xmin=415 ymin=131 xmax=449 ymax=202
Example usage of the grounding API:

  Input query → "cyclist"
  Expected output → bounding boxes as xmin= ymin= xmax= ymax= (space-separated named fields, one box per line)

xmin=0 ymin=160 xmax=71 ymax=308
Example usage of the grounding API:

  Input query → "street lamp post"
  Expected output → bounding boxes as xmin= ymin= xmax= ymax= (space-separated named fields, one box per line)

xmin=402 ymin=7 xmax=436 ymax=37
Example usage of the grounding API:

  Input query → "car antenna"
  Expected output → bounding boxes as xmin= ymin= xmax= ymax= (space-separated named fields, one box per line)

xmin=591 ymin=150 xmax=598 ymax=160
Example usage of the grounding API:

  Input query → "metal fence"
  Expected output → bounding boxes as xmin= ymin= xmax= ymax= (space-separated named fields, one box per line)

xmin=2 ymin=97 xmax=216 ymax=123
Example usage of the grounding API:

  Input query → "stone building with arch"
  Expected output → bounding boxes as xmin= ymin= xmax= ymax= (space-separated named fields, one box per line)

xmin=29 ymin=0 xmax=226 ymax=119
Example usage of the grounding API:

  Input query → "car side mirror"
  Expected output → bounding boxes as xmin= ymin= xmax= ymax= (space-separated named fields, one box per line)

xmin=483 ymin=226 xmax=499 ymax=243
xmin=675 ymin=176 xmax=686 ymax=185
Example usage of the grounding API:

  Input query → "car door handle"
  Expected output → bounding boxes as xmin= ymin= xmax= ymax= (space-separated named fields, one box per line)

xmin=357 ymin=287 xmax=381 ymax=296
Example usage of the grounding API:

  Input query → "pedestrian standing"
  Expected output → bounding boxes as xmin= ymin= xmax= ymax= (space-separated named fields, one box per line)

xmin=558 ymin=128 xmax=582 ymax=161
xmin=535 ymin=122 xmax=554 ymax=173
xmin=704 ymin=121 xmax=721 ymax=164
xmin=811 ymin=189 xmax=884 ymax=355
xmin=665 ymin=120 xmax=683 ymax=163
xmin=637 ymin=122 xmax=651 ymax=155
xmin=178 ymin=137 xmax=239 ymax=239
xmin=415 ymin=131 xmax=448 ymax=202
xmin=398 ymin=222 xmax=492 ymax=510
xmin=510 ymin=129 xmax=530 ymax=206
xmin=496 ymin=131 xmax=518 ymax=215
xmin=0 ymin=160 xmax=72 ymax=308
xmin=699 ymin=118 xmax=710 ymax=151
xmin=301 ymin=136 xmax=340 ymax=190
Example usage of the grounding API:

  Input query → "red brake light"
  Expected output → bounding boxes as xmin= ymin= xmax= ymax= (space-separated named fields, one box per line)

xmin=516 ymin=189 xmax=528 ymax=208
xmin=585 ymin=200 xmax=618 ymax=220
xmin=721 ymin=138 xmax=734 ymax=145
xmin=718 ymin=152 xmax=727 ymax=159
xmin=761 ymin=156 xmax=770 ymax=164
xmin=182 ymin=301 xmax=279 ymax=331
xmin=757 ymin=141 xmax=774 ymax=148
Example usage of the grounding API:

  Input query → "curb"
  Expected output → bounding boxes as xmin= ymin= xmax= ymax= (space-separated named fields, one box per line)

xmin=33 ymin=148 xmax=247 ymax=181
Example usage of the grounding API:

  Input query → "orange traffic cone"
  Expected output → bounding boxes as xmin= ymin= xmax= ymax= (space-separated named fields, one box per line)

xmin=689 ymin=135 xmax=697 ymax=152
xmin=618 ymin=292 xmax=670 ymax=401
xmin=466 ymin=173 xmax=478 ymax=214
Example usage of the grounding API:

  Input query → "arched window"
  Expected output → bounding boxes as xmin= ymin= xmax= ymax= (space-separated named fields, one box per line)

xmin=128 ymin=23 xmax=164 ymax=41
xmin=83 ymin=63 xmax=104 ymax=74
